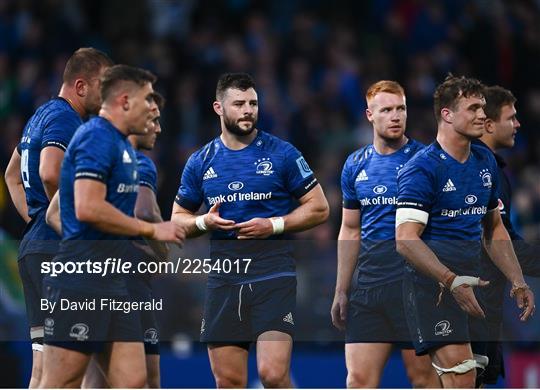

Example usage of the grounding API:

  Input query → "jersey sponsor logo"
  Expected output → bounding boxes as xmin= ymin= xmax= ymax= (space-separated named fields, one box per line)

xmin=441 ymin=205 xmax=487 ymax=218
xmin=255 ymin=158 xmax=274 ymax=176
xmin=434 ymin=320 xmax=453 ymax=337
xmin=122 ymin=150 xmax=133 ymax=163
xmin=479 ymin=169 xmax=492 ymax=188
xmin=207 ymin=191 xmax=272 ymax=205
xmin=283 ymin=312 xmax=294 ymax=325
xmin=228 ymin=181 xmax=244 ymax=191
xmin=360 ymin=195 xmax=397 ymax=207
xmin=69 ymin=323 xmax=89 ymax=341
xmin=439 ymin=153 xmax=447 ymax=160
xmin=465 ymin=194 xmax=477 ymax=205
xmin=442 ymin=179 xmax=456 ymax=192
xmin=116 ymin=183 xmax=139 ymax=193
xmin=355 ymin=169 xmax=368 ymax=182
xmin=203 ymin=167 xmax=218 ymax=180
xmin=373 ymin=185 xmax=387 ymax=195
xmin=144 ymin=328 xmax=159 ymax=344
xmin=296 ymin=156 xmax=313 ymax=178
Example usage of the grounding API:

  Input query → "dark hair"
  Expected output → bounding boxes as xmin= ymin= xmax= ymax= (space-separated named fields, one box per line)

xmin=63 ymin=47 xmax=113 ymax=84
xmin=216 ymin=73 xmax=256 ymax=100
xmin=100 ymin=65 xmax=157 ymax=102
xmin=483 ymin=85 xmax=516 ymax=121
xmin=433 ymin=74 xmax=486 ymax=122
xmin=152 ymin=91 xmax=165 ymax=110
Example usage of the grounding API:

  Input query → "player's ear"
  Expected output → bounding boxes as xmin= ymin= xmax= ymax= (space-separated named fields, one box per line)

xmin=120 ymin=93 xmax=129 ymax=111
xmin=365 ymin=108 xmax=373 ymax=122
xmin=484 ymin=118 xmax=495 ymax=134
xmin=74 ymin=78 xmax=88 ymax=97
xmin=213 ymin=100 xmax=223 ymax=116
xmin=441 ymin=108 xmax=453 ymax=123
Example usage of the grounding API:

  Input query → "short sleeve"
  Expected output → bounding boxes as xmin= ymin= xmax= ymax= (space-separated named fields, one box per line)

xmin=73 ymin=129 xmax=115 ymax=182
xmin=41 ymin=111 xmax=82 ymax=152
xmin=175 ymin=154 xmax=203 ymax=212
xmin=137 ymin=154 xmax=158 ymax=193
xmin=341 ymin=155 xmax=360 ymax=209
xmin=282 ymin=144 xmax=318 ymax=199
xmin=397 ymin=161 xmax=436 ymax=213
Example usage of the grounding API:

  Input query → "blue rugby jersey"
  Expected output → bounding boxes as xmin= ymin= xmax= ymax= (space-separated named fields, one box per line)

xmin=397 ymin=141 xmax=500 ymax=282
xmin=175 ymin=130 xmax=318 ymax=287
xmin=47 ymin=117 xmax=139 ymax=295
xmin=137 ymin=151 xmax=158 ymax=194
xmin=18 ymin=98 xmax=82 ymax=257
xmin=341 ymin=139 xmax=424 ymax=287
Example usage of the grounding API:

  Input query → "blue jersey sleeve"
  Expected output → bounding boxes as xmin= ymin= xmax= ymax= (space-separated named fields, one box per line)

xmin=397 ymin=162 xmax=436 ymax=212
xmin=282 ymin=145 xmax=318 ymax=199
xmin=137 ymin=155 xmax=158 ymax=193
xmin=175 ymin=154 xmax=203 ymax=212
xmin=73 ymin=129 xmax=115 ymax=182
xmin=41 ymin=111 xmax=81 ymax=151
xmin=341 ymin=156 xmax=360 ymax=209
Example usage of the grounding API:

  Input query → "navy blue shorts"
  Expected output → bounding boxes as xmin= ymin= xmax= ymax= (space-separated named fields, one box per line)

xmin=200 ymin=276 xmax=296 ymax=346
xmin=346 ymin=280 xmax=413 ymax=348
xmin=18 ymin=253 xmax=48 ymax=330
xmin=42 ymin=283 xmax=142 ymax=354
xmin=127 ymin=276 xmax=160 ymax=355
xmin=403 ymin=273 xmax=471 ymax=355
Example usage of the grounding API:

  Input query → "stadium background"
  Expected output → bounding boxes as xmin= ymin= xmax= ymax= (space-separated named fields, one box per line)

xmin=0 ymin=0 xmax=540 ymax=387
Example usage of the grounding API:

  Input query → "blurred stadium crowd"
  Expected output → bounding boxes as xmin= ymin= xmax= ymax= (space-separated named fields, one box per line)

xmin=1 ymin=0 xmax=540 ymax=384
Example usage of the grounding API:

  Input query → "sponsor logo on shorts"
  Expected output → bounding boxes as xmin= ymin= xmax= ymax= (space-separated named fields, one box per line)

xmin=283 ymin=312 xmax=294 ymax=325
xmin=44 ymin=317 xmax=54 ymax=336
xmin=200 ymin=319 xmax=206 ymax=334
xmin=69 ymin=323 xmax=89 ymax=341
xmin=144 ymin=328 xmax=159 ymax=344
xmin=434 ymin=320 xmax=453 ymax=337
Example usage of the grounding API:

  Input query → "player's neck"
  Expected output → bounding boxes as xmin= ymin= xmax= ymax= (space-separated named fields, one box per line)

xmin=373 ymin=135 xmax=408 ymax=155
xmin=478 ymin=136 xmax=497 ymax=152
xmin=99 ymin=108 xmax=130 ymax=136
xmin=59 ymin=85 xmax=86 ymax=118
xmin=436 ymin=129 xmax=470 ymax=163
xmin=220 ymin=128 xmax=258 ymax=150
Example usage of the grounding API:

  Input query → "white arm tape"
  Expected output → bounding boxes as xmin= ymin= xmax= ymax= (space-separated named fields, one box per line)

xmin=270 ymin=217 xmax=284 ymax=234
xmin=450 ymin=275 xmax=480 ymax=291
xmin=395 ymin=208 xmax=429 ymax=227
xmin=195 ymin=215 xmax=208 ymax=232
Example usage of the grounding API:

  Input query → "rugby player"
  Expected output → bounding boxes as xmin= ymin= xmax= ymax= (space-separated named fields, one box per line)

xmin=80 ymin=93 xmax=167 ymax=388
xmin=395 ymin=75 xmax=535 ymax=388
xmin=4 ymin=47 xmax=112 ymax=388
xmin=331 ymin=80 xmax=439 ymax=388
xmin=472 ymin=85 xmax=540 ymax=386
xmin=172 ymin=73 xmax=329 ymax=387
xmin=40 ymin=65 xmax=183 ymax=388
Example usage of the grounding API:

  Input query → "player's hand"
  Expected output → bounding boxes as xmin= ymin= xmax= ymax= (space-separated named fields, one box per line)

xmin=510 ymin=283 xmax=535 ymax=321
xmin=451 ymin=282 xmax=488 ymax=318
xmin=331 ymin=291 xmax=348 ymax=331
xmin=151 ymin=221 xmax=185 ymax=244
xmin=204 ymin=202 xmax=237 ymax=231
xmin=236 ymin=218 xmax=273 ymax=239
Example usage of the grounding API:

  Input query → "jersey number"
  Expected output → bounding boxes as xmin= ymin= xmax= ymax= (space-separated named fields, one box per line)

xmin=21 ymin=149 xmax=31 ymax=188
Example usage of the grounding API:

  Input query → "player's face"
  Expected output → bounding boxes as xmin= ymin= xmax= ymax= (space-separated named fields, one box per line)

xmin=127 ymin=82 xmax=155 ymax=135
xmin=221 ymin=88 xmax=258 ymax=136
xmin=451 ymin=95 xmax=486 ymax=139
xmin=84 ymin=66 xmax=109 ymax=115
xmin=491 ymin=104 xmax=520 ymax=148
xmin=366 ymin=92 xmax=407 ymax=141
xmin=138 ymin=107 xmax=161 ymax=150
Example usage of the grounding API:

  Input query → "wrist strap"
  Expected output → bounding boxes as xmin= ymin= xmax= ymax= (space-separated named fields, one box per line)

xmin=195 ymin=215 xmax=208 ymax=232
xmin=270 ymin=217 xmax=284 ymax=235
